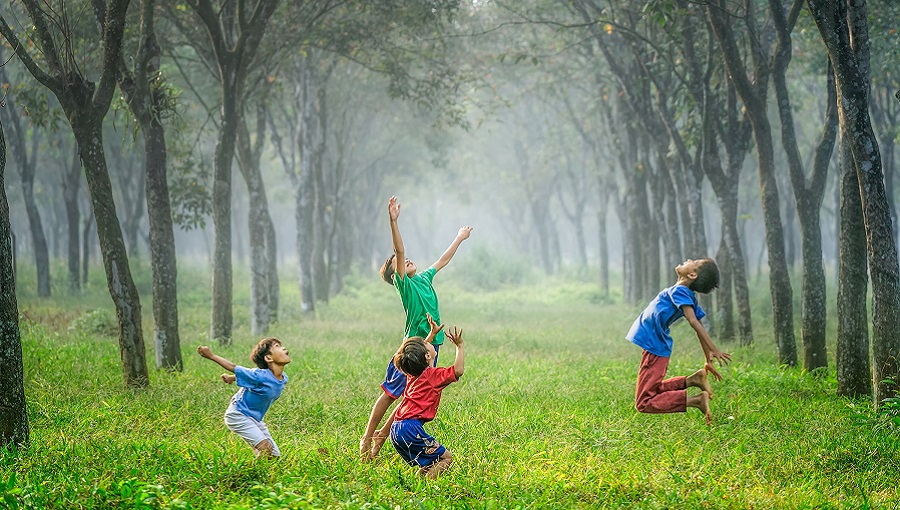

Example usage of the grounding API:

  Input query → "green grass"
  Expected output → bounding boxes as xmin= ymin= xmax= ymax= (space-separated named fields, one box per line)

xmin=3 ymin=262 xmax=899 ymax=509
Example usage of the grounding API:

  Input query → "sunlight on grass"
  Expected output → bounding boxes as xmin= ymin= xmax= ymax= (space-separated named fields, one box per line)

xmin=4 ymin=264 xmax=898 ymax=509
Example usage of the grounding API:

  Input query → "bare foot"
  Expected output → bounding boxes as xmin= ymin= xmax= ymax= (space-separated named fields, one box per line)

xmin=697 ymin=390 xmax=711 ymax=426
xmin=371 ymin=430 xmax=388 ymax=458
xmin=359 ymin=436 xmax=374 ymax=462
xmin=688 ymin=368 xmax=713 ymax=399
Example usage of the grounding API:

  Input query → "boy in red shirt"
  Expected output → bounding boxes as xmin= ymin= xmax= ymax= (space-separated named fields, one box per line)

xmin=383 ymin=315 xmax=464 ymax=478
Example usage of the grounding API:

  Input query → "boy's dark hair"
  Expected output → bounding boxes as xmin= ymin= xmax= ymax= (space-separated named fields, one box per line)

xmin=689 ymin=258 xmax=720 ymax=294
xmin=380 ymin=254 xmax=396 ymax=285
xmin=250 ymin=337 xmax=281 ymax=369
xmin=393 ymin=337 xmax=429 ymax=377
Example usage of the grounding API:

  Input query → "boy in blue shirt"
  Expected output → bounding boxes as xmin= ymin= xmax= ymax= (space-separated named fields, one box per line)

xmin=627 ymin=258 xmax=732 ymax=425
xmin=359 ymin=195 xmax=472 ymax=460
xmin=197 ymin=338 xmax=290 ymax=458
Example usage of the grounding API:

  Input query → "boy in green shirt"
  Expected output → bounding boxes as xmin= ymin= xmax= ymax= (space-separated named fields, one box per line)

xmin=360 ymin=195 xmax=472 ymax=461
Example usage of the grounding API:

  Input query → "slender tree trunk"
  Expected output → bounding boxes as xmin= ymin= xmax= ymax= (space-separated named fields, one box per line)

xmin=145 ymin=117 xmax=181 ymax=370
xmin=76 ymin=124 xmax=149 ymax=387
xmin=64 ymin=143 xmax=81 ymax=293
xmin=836 ymin=136 xmax=871 ymax=397
xmin=597 ymin=188 xmax=610 ymax=300
xmin=808 ymin=0 xmax=900 ymax=405
xmin=82 ymin=205 xmax=94 ymax=286
xmin=771 ymin=0 xmax=833 ymax=372
xmin=211 ymin=78 xmax=238 ymax=343
xmin=0 ymin=116 xmax=29 ymax=449
xmin=709 ymin=0 xmax=796 ymax=366
xmin=715 ymin=232 xmax=735 ymax=341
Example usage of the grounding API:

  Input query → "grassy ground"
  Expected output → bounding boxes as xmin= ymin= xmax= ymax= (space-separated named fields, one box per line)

xmin=2 ymin=262 xmax=899 ymax=509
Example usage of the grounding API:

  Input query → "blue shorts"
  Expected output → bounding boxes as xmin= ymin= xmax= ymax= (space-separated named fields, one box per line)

xmin=390 ymin=419 xmax=446 ymax=468
xmin=381 ymin=344 xmax=440 ymax=398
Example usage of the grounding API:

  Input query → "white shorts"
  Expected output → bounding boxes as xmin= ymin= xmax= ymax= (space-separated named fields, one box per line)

xmin=224 ymin=404 xmax=281 ymax=456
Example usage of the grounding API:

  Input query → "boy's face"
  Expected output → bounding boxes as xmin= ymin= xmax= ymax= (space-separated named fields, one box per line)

xmin=265 ymin=342 xmax=291 ymax=366
xmin=424 ymin=342 xmax=436 ymax=366
xmin=675 ymin=259 xmax=702 ymax=279
xmin=403 ymin=258 xmax=417 ymax=277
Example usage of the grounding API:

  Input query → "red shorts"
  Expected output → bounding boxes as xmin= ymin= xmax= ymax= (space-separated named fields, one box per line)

xmin=635 ymin=350 xmax=687 ymax=413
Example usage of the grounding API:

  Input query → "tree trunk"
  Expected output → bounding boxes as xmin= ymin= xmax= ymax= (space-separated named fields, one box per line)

xmin=836 ymin=136 xmax=871 ymax=397
xmin=64 ymin=143 xmax=81 ymax=293
xmin=236 ymin=110 xmax=276 ymax=335
xmin=0 ymin=101 xmax=51 ymax=297
xmin=144 ymin=117 xmax=181 ymax=370
xmin=808 ymin=0 xmax=900 ymax=406
xmin=715 ymin=232 xmax=735 ymax=341
xmin=708 ymin=0 xmax=797 ymax=366
xmin=597 ymin=189 xmax=610 ymax=300
xmin=82 ymin=205 xmax=94 ymax=286
xmin=211 ymin=78 xmax=238 ymax=343
xmin=0 ymin=116 xmax=30 ymax=449
xmin=771 ymin=0 xmax=832 ymax=372
xmin=77 ymin=124 xmax=150 ymax=387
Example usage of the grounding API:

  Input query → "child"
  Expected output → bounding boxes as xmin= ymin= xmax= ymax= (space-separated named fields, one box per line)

xmin=359 ymin=195 xmax=472 ymax=460
xmin=197 ymin=338 xmax=291 ymax=458
xmin=626 ymin=258 xmax=732 ymax=425
xmin=385 ymin=315 xmax=464 ymax=478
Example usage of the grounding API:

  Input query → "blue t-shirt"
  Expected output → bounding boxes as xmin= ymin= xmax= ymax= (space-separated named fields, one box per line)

xmin=626 ymin=284 xmax=706 ymax=358
xmin=231 ymin=366 xmax=288 ymax=422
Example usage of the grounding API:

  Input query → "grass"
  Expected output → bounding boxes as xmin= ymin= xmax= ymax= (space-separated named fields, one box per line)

xmin=2 ymin=261 xmax=899 ymax=509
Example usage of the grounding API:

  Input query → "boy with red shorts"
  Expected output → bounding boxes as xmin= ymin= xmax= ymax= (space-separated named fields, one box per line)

xmin=626 ymin=258 xmax=732 ymax=425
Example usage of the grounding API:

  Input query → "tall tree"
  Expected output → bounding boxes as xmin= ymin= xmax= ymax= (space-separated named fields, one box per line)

xmin=770 ymin=0 xmax=835 ymax=372
xmin=835 ymin=134 xmax=871 ymax=397
xmin=115 ymin=0 xmax=183 ymax=370
xmin=708 ymin=0 xmax=797 ymax=366
xmin=0 ymin=57 xmax=51 ymax=297
xmin=0 ymin=101 xmax=29 ymax=448
xmin=183 ymin=0 xmax=281 ymax=343
xmin=808 ymin=0 xmax=900 ymax=406
xmin=0 ymin=0 xmax=150 ymax=387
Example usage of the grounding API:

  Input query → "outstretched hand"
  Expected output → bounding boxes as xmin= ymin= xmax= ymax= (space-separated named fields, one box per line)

xmin=388 ymin=196 xmax=401 ymax=221
xmin=426 ymin=313 xmax=445 ymax=337
xmin=446 ymin=326 xmax=464 ymax=347
xmin=457 ymin=226 xmax=473 ymax=240
xmin=197 ymin=346 xmax=213 ymax=359
xmin=704 ymin=362 xmax=723 ymax=382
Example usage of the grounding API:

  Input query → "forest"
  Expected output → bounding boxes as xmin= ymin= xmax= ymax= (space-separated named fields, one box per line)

xmin=1 ymin=0 xmax=900 ymax=508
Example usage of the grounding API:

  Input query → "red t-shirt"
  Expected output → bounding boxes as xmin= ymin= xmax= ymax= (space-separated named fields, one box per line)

xmin=394 ymin=366 xmax=458 ymax=422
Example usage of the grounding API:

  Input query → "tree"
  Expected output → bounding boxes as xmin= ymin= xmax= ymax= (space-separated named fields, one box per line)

xmin=0 ymin=0 xmax=150 ymax=387
xmin=808 ymin=0 xmax=900 ymax=406
xmin=115 ymin=0 xmax=183 ymax=370
xmin=0 ymin=102 xmax=29 ymax=449
xmin=770 ymin=0 xmax=835 ymax=371
xmin=708 ymin=0 xmax=797 ymax=366
xmin=180 ymin=0 xmax=280 ymax=344
xmin=0 ymin=54 xmax=51 ymax=298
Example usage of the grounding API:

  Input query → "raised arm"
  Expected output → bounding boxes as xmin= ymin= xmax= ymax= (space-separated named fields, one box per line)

xmin=682 ymin=306 xmax=731 ymax=380
xmin=197 ymin=345 xmax=237 ymax=373
xmin=446 ymin=326 xmax=465 ymax=379
xmin=388 ymin=196 xmax=406 ymax=281
xmin=424 ymin=313 xmax=445 ymax=344
xmin=433 ymin=226 xmax=473 ymax=272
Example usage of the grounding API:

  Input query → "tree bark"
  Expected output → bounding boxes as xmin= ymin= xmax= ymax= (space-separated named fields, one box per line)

xmin=835 ymin=135 xmax=871 ymax=397
xmin=0 ymin=114 xmax=30 ymax=449
xmin=0 ymin=88 xmax=50 ymax=297
xmin=236 ymin=104 xmax=278 ymax=334
xmin=0 ymin=0 xmax=150 ymax=387
xmin=808 ymin=0 xmax=900 ymax=406
xmin=64 ymin=143 xmax=81 ymax=293
xmin=708 ymin=0 xmax=797 ymax=366
xmin=771 ymin=0 xmax=833 ymax=372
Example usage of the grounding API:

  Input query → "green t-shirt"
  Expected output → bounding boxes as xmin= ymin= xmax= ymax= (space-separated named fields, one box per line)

xmin=394 ymin=266 xmax=444 ymax=345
